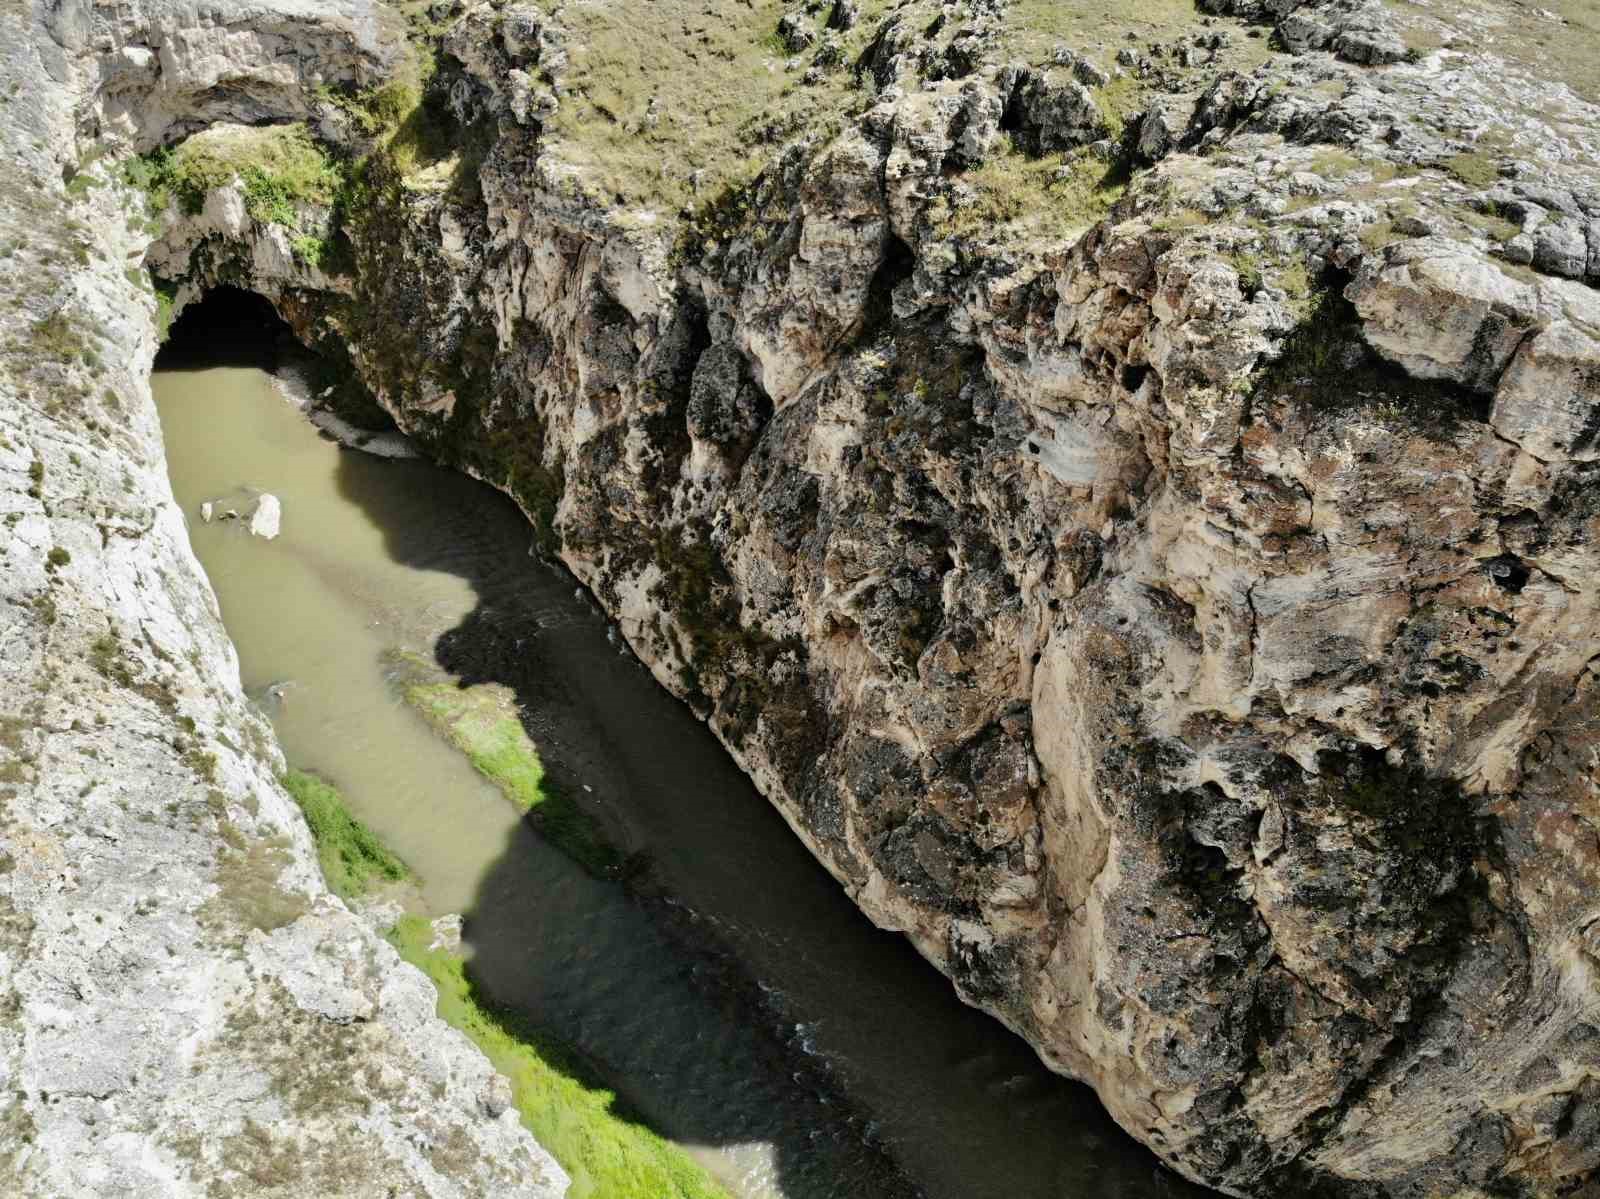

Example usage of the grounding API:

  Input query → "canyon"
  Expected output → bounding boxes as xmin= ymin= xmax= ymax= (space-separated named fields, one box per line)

xmin=4 ymin=0 xmax=1600 ymax=1196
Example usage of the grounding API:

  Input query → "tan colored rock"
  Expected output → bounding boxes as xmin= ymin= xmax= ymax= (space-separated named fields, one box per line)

xmin=1348 ymin=239 xmax=1536 ymax=391
xmin=1492 ymin=318 xmax=1600 ymax=461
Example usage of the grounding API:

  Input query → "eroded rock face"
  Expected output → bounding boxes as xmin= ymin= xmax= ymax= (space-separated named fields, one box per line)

xmin=0 ymin=2 xmax=564 ymax=1195
xmin=29 ymin=0 xmax=1600 ymax=1195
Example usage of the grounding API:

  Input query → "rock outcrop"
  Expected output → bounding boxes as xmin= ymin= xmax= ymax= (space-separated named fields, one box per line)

xmin=0 ymin=1 xmax=564 ymax=1195
xmin=12 ymin=0 xmax=1600 ymax=1195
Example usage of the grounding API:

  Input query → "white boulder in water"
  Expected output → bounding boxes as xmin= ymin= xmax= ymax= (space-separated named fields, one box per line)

xmin=199 ymin=501 xmax=213 ymax=523
xmin=248 ymin=493 xmax=282 ymax=540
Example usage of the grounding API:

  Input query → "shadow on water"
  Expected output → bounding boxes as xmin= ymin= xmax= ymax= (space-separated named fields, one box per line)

xmin=161 ymin=288 xmax=1210 ymax=1199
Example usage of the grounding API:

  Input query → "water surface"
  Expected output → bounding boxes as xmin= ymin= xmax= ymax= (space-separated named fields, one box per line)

xmin=152 ymin=294 xmax=1203 ymax=1199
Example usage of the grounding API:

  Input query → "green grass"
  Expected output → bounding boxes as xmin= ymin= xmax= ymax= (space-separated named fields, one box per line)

xmin=999 ymin=0 xmax=1268 ymax=66
xmin=389 ymin=915 xmax=731 ymax=1199
xmin=1459 ymin=205 xmax=1520 ymax=243
xmin=1092 ymin=73 xmax=1143 ymax=142
xmin=932 ymin=143 xmax=1129 ymax=244
xmin=398 ymin=674 xmax=622 ymax=877
xmin=281 ymin=768 xmax=410 ymax=899
xmin=124 ymin=124 xmax=340 ymax=224
xmin=533 ymin=0 xmax=1269 ymax=216
xmin=152 ymin=276 xmax=178 ymax=342
xmin=1309 ymin=147 xmax=1362 ymax=178
xmin=1442 ymin=150 xmax=1500 ymax=189
xmin=277 ymin=783 xmax=729 ymax=1197
xmin=531 ymin=0 xmax=893 ymax=213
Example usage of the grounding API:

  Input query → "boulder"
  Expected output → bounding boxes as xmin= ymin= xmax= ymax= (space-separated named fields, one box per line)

xmin=249 ymin=492 xmax=282 ymax=539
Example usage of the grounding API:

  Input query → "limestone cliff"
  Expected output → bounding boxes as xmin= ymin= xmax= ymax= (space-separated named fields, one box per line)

xmin=0 ymin=2 xmax=565 ymax=1195
xmin=17 ymin=0 xmax=1600 ymax=1195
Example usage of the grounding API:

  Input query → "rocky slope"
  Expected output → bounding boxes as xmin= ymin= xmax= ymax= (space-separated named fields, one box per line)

xmin=0 ymin=2 xmax=566 ymax=1195
xmin=17 ymin=0 xmax=1600 ymax=1195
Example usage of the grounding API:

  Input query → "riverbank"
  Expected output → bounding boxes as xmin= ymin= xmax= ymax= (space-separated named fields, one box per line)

xmin=281 ymin=767 xmax=732 ymax=1199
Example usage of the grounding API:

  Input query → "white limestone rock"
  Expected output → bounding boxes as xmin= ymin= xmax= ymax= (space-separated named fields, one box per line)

xmin=248 ymin=492 xmax=281 ymax=539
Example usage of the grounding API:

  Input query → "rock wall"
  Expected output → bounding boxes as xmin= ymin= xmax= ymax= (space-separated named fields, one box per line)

xmin=30 ymin=0 xmax=1600 ymax=1195
xmin=0 ymin=2 xmax=565 ymax=1195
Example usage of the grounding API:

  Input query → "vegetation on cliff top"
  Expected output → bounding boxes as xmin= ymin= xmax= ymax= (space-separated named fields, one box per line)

xmin=530 ymin=0 xmax=893 ymax=211
xmin=528 ymin=0 xmax=1261 ymax=215
xmin=124 ymin=123 xmax=344 ymax=268
xmin=999 ymin=0 xmax=1272 ymax=67
xmin=932 ymin=143 xmax=1129 ymax=244
xmin=125 ymin=124 xmax=340 ymax=221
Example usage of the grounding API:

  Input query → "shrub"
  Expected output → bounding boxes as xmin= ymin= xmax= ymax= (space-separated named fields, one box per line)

xmin=1443 ymin=151 xmax=1500 ymax=188
xmin=933 ymin=142 xmax=1128 ymax=244
xmin=124 ymin=125 xmax=341 ymax=224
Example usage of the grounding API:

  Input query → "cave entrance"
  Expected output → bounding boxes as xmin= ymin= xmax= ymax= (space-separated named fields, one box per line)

xmin=155 ymin=285 xmax=297 ymax=372
xmin=155 ymin=284 xmax=396 ymax=434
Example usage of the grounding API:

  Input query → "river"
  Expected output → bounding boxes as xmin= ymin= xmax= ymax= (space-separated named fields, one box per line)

xmin=152 ymin=289 xmax=1201 ymax=1199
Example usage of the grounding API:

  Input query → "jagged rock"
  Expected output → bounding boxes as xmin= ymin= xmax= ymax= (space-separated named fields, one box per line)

xmin=1050 ymin=46 xmax=1111 ymax=87
xmin=999 ymin=64 xmax=1107 ymax=154
xmin=1492 ymin=310 xmax=1600 ymax=461
xmin=1135 ymin=95 xmax=1194 ymax=164
xmin=1535 ymin=218 xmax=1591 ymax=280
xmin=429 ymin=913 xmax=465 ymax=953
xmin=1201 ymin=0 xmax=1407 ymax=64
xmin=948 ymin=79 xmax=1004 ymax=168
xmin=1347 ymin=239 xmax=1536 ymax=391
xmin=777 ymin=12 xmax=815 ymax=52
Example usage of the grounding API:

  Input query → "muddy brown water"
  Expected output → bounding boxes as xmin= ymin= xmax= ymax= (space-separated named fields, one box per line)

xmin=152 ymin=292 xmax=1205 ymax=1199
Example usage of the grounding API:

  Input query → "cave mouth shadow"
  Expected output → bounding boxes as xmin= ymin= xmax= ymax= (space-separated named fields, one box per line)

xmin=158 ymin=282 xmax=1211 ymax=1199
xmin=156 ymin=285 xmax=295 ymax=372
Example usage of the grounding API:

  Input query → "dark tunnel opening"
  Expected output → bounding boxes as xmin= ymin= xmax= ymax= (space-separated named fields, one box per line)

xmin=154 ymin=284 xmax=295 ymax=371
